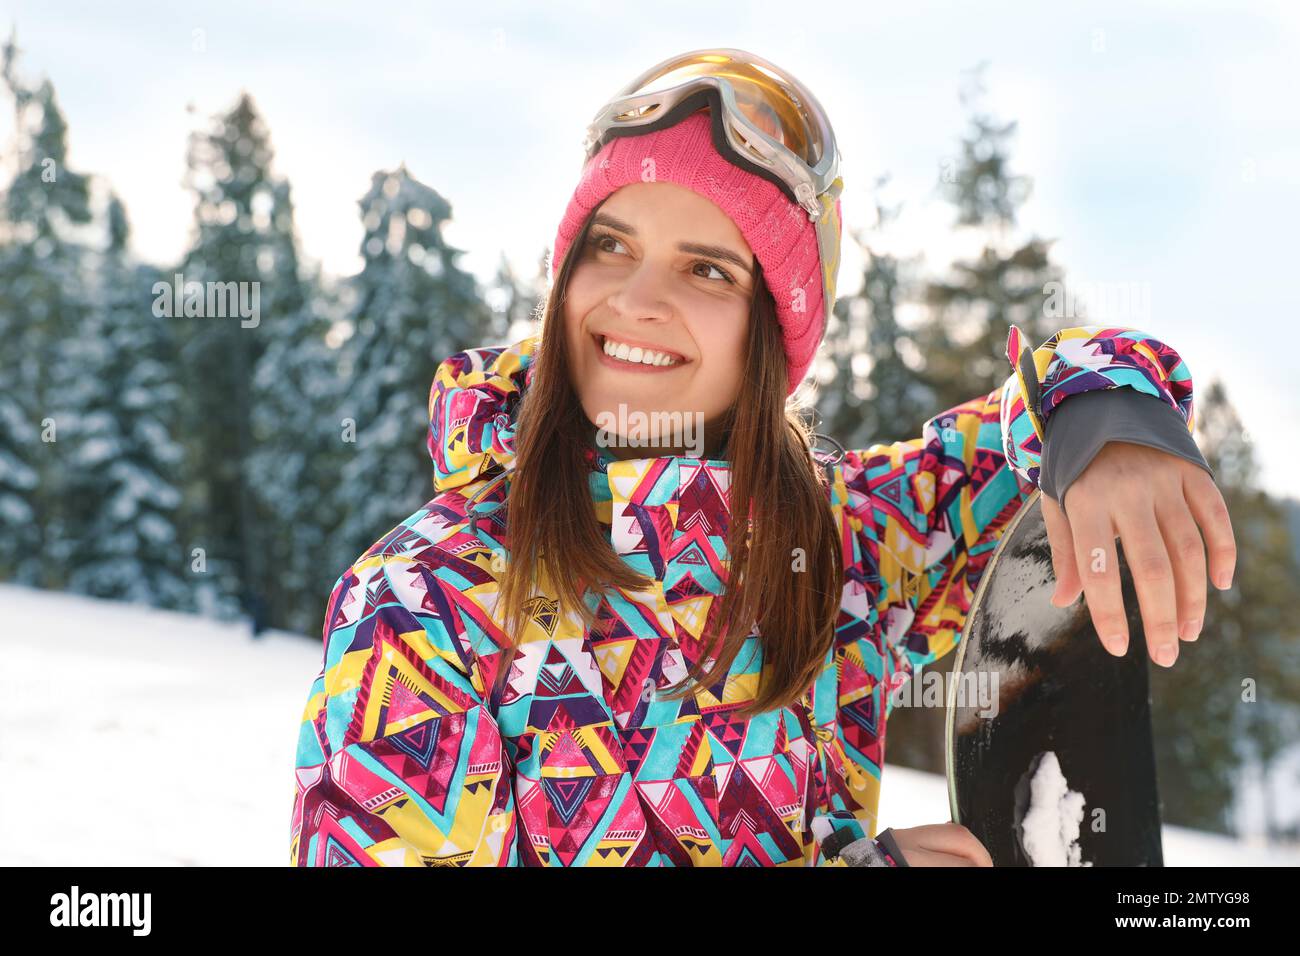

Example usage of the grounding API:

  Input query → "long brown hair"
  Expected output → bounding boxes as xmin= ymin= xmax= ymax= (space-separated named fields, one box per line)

xmin=492 ymin=204 xmax=843 ymax=720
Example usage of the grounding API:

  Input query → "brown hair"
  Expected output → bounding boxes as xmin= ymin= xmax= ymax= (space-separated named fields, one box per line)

xmin=491 ymin=205 xmax=842 ymax=720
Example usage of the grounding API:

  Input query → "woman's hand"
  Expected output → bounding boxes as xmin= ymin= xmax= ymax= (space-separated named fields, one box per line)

xmin=1041 ymin=440 xmax=1237 ymax=668
xmin=888 ymin=822 xmax=993 ymax=866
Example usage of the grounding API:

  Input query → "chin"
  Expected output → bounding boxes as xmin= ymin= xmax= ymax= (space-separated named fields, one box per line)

xmin=581 ymin=389 xmax=650 ymax=422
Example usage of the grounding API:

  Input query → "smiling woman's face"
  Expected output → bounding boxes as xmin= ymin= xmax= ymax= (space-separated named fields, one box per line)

xmin=562 ymin=180 xmax=755 ymax=458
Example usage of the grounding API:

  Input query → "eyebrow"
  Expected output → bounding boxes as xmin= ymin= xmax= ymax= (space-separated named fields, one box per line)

xmin=590 ymin=212 xmax=754 ymax=276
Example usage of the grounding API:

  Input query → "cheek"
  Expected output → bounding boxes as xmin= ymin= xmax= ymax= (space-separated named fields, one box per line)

xmin=562 ymin=270 xmax=593 ymax=334
xmin=694 ymin=312 xmax=749 ymax=391
xmin=565 ymin=261 xmax=607 ymax=313
xmin=562 ymin=276 xmax=605 ymax=366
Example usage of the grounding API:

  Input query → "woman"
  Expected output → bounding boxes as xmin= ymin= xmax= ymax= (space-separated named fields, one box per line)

xmin=289 ymin=50 xmax=1233 ymax=867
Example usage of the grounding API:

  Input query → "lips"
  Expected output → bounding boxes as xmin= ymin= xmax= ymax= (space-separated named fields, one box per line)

xmin=593 ymin=332 xmax=689 ymax=364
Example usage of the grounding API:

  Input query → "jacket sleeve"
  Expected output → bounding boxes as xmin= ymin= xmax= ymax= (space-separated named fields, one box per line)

xmin=835 ymin=323 xmax=1206 ymax=703
xmin=289 ymin=558 xmax=516 ymax=866
xmin=809 ymin=324 xmax=1205 ymax=864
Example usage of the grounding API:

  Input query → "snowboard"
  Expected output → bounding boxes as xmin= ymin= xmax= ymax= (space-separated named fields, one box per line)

xmin=943 ymin=488 xmax=1164 ymax=866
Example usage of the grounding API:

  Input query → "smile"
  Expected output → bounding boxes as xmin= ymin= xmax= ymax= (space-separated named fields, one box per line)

xmin=592 ymin=333 xmax=689 ymax=372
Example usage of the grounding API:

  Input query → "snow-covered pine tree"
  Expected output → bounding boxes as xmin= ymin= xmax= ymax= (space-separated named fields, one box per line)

xmin=331 ymin=165 xmax=494 ymax=574
xmin=61 ymin=194 xmax=190 ymax=608
xmin=175 ymin=92 xmax=306 ymax=622
xmin=0 ymin=35 xmax=35 ymax=580
xmin=0 ymin=262 xmax=37 ymax=581
xmin=0 ymin=36 xmax=93 ymax=588
xmin=247 ymin=178 xmax=349 ymax=635
xmin=916 ymin=64 xmax=1060 ymax=411
xmin=813 ymin=176 xmax=933 ymax=450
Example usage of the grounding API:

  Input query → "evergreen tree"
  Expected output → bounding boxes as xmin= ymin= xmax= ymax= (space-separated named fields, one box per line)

xmin=916 ymin=63 xmax=1060 ymax=413
xmin=174 ymin=92 xmax=305 ymax=622
xmin=331 ymin=165 xmax=493 ymax=571
xmin=61 ymin=195 xmax=189 ymax=607
xmin=247 ymin=180 xmax=349 ymax=635
xmin=814 ymin=176 xmax=932 ymax=450
xmin=0 ymin=35 xmax=92 ymax=587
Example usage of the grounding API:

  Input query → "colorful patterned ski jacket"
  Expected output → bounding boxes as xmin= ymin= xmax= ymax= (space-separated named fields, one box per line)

xmin=290 ymin=324 xmax=1208 ymax=866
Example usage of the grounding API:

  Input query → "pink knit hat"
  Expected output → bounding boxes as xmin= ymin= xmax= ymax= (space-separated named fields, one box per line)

xmin=550 ymin=109 xmax=841 ymax=396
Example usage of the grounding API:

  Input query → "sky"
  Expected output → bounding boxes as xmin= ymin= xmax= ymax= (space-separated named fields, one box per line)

xmin=2 ymin=0 xmax=1297 ymax=499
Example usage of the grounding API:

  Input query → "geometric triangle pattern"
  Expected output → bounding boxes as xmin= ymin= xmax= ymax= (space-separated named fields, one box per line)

xmin=291 ymin=322 xmax=1201 ymax=866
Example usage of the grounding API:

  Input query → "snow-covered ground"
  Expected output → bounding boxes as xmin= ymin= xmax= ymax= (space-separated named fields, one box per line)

xmin=2 ymin=582 xmax=1297 ymax=867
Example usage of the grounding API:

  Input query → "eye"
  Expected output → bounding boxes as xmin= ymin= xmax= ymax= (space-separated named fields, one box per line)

xmin=586 ymin=231 xmax=627 ymax=256
xmin=586 ymin=229 xmax=736 ymax=285
xmin=693 ymin=260 xmax=736 ymax=285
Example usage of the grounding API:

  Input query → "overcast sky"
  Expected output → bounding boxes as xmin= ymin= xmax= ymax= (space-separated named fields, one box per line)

xmin=3 ymin=0 xmax=1297 ymax=498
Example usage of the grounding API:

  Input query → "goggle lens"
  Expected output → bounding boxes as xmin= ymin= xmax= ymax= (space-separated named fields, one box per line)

xmin=618 ymin=56 xmax=824 ymax=168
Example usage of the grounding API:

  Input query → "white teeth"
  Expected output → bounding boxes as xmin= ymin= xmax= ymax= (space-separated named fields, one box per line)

xmin=601 ymin=336 xmax=681 ymax=367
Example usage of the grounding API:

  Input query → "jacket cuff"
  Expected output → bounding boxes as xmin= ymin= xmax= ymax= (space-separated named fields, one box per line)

xmin=1040 ymin=387 xmax=1214 ymax=519
xmin=828 ymin=829 xmax=908 ymax=867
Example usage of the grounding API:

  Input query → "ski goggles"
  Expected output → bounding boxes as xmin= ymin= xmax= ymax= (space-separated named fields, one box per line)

xmin=582 ymin=49 xmax=844 ymax=312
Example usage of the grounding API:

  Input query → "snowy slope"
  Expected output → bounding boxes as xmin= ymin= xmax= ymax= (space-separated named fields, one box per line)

xmin=2 ymin=582 xmax=1296 ymax=867
xmin=0 ymin=583 xmax=315 ymax=866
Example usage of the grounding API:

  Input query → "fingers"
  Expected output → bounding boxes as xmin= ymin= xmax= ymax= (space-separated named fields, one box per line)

xmin=907 ymin=848 xmax=980 ymax=867
xmin=1114 ymin=502 xmax=1181 ymax=667
xmin=965 ymin=830 xmax=993 ymax=867
xmin=1062 ymin=458 xmax=1232 ymax=667
xmin=906 ymin=823 xmax=994 ymax=866
xmin=1041 ymin=492 xmax=1082 ymax=607
xmin=1155 ymin=493 xmax=1207 ymax=644
xmin=907 ymin=822 xmax=971 ymax=852
xmin=1068 ymin=498 xmax=1129 ymax=657
xmin=1184 ymin=467 xmax=1237 ymax=592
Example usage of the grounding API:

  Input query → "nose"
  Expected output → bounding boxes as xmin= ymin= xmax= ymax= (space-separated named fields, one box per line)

xmin=605 ymin=258 xmax=675 ymax=324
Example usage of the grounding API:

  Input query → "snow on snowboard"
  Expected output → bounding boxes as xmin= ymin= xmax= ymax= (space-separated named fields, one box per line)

xmin=943 ymin=488 xmax=1164 ymax=866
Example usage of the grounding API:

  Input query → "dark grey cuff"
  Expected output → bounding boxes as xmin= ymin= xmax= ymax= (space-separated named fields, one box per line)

xmin=1040 ymin=387 xmax=1215 ymax=519
xmin=875 ymin=827 xmax=910 ymax=866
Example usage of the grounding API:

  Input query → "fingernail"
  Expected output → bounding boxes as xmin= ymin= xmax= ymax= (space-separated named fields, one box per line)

xmin=1180 ymin=619 xmax=1201 ymax=641
xmin=1105 ymin=634 xmax=1127 ymax=655
xmin=1157 ymin=644 xmax=1178 ymax=667
xmin=1216 ymin=571 xmax=1233 ymax=590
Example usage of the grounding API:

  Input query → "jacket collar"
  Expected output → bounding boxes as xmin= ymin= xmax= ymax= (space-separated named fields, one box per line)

xmin=426 ymin=333 xmax=845 ymax=516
